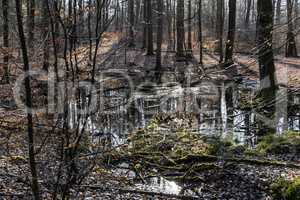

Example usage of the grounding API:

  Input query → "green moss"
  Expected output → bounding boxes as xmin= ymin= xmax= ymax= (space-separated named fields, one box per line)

xmin=244 ymin=148 xmax=266 ymax=157
xmin=271 ymin=177 xmax=300 ymax=200
xmin=205 ymin=136 xmax=234 ymax=155
xmin=128 ymin=115 xmax=214 ymax=158
xmin=255 ymin=132 xmax=300 ymax=155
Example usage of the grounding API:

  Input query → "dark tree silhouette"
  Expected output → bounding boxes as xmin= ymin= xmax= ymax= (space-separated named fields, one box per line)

xmin=2 ymin=0 xmax=9 ymax=83
xmin=225 ymin=0 xmax=237 ymax=66
xmin=146 ymin=0 xmax=154 ymax=55
xmin=15 ymin=0 xmax=40 ymax=199
xmin=176 ymin=0 xmax=185 ymax=59
xmin=286 ymin=0 xmax=298 ymax=57
xmin=27 ymin=0 xmax=35 ymax=49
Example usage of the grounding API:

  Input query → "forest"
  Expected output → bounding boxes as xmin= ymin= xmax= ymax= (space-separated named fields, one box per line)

xmin=0 ymin=0 xmax=300 ymax=199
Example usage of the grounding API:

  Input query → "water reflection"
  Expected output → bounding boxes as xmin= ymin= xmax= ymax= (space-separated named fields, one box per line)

xmin=136 ymin=177 xmax=182 ymax=195
xmin=67 ymin=78 xmax=300 ymax=147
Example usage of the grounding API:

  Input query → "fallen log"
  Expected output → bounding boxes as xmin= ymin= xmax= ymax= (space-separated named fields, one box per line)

xmin=175 ymin=154 xmax=300 ymax=169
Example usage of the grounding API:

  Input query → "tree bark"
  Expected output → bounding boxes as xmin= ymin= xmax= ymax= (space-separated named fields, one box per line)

xmin=46 ymin=0 xmax=59 ymax=82
xmin=128 ymin=0 xmax=135 ymax=47
xmin=245 ymin=0 xmax=252 ymax=28
xmin=176 ymin=0 xmax=185 ymax=59
xmin=173 ymin=0 xmax=176 ymax=51
xmin=286 ymin=0 xmax=298 ymax=57
xmin=198 ymin=0 xmax=203 ymax=65
xmin=15 ymin=0 xmax=40 ymax=199
xmin=225 ymin=0 xmax=237 ymax=65
xmin=121 ymin=0 xmax=124 ymax=32
xmin=257 ymin=0 xmax=277 ymax=135
xmin=216 ymin=0 xmax=224 ymax=63
xmin=295 ymin=0 xmax=300 ymax=27
xmin=142 ymin=0 xmax=147 ymax=49
xmin=156 ymin=0 xmax=164 ymax=69
xmin=115 ymin=0 xmax=120 ymax=31
xmin=135 ymin=0 xmax=141 ymax=26
xmin=78 ymin=0 xmax=84 ymax=36
xmin=42 ymin=0 xmax=50 ymax=71
xmin=27 ymin=0 xmax=35 ymax=49
xmin=146 ymin=0 xmax=154 ymax=55
xmin=166 ymin=0 xmax=173 ymax=49
xmin=2 ymin=0 xmax=9 ymax=83
xmin=275 ymin=0 xmax=281 ymax=25
xmin=187 ymin=0 xmax=193 ymax=58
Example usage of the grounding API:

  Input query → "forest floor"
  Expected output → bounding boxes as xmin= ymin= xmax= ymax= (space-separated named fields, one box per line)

xmin=0 ymin=33 xmax=300 ymax=199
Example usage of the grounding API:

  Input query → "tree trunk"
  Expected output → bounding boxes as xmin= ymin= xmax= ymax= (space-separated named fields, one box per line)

xmin=128 ymin=0 xmax=135 ymax=47
xmin=275 ymin=0 xmax=281 ymax=24
xmin=176 ymin=0 xmax=185 ymax=59
xmin=146 ymin=0 xmax=154 ymax=55
xmin=173 ymin=0 xmax=176 ymax=51
xmin=166 ymin=0 xmax=173 ymax=49
xmin=245 ymin=0 xmax=252 ymax=28
xmin=135 ymin=0 xmax=141 ymax=26
xmin=286 ymin=0 xmax=298 ymax=57
xmin=2 ymin=0 xmax=9 ymax=84
xmin=187 ymin=0 xmax=193 ymax=58
xmin=198 ymin=0 xmax=203 ymax=65
xmin=216 ymin=0 xmax=224 ymax=63
xmin=78 ymin=0 xmax=84 ymax=36
xmin=68 ymin=0 xmax=73 ymax=19
xmin=156 ymin=0 xmax=164 ymax=69
xmin=15 ymin=0 xmax=40 ymax=199
xmin=115 ymin=0 xmax=120 ymax=31
xmin=46 ymin=0 xmax=59 ymax=82
xmin=121 ymin=0 xmax=124 ymax=32
xmin=42 ymin=0 xmax=50 ymax=71
xmin=224 ymin=0 xmax=237 ymax=130
xmin=295 ymin=0 xmax=299 ymax=27
xmin=225 ymin=0 xmax=237 ymax=66
xmin=257 ymin=0 xmax=277 ymax=135
xmin=27 ymin=0 xmax=35 ymax=49
xmin=88 ymin=0 xmax=92 ymax=63
xmin=155 ymin=0 xmax=164 ymax=83
xmin=142 ymin=0 xmax=147 ymax=49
